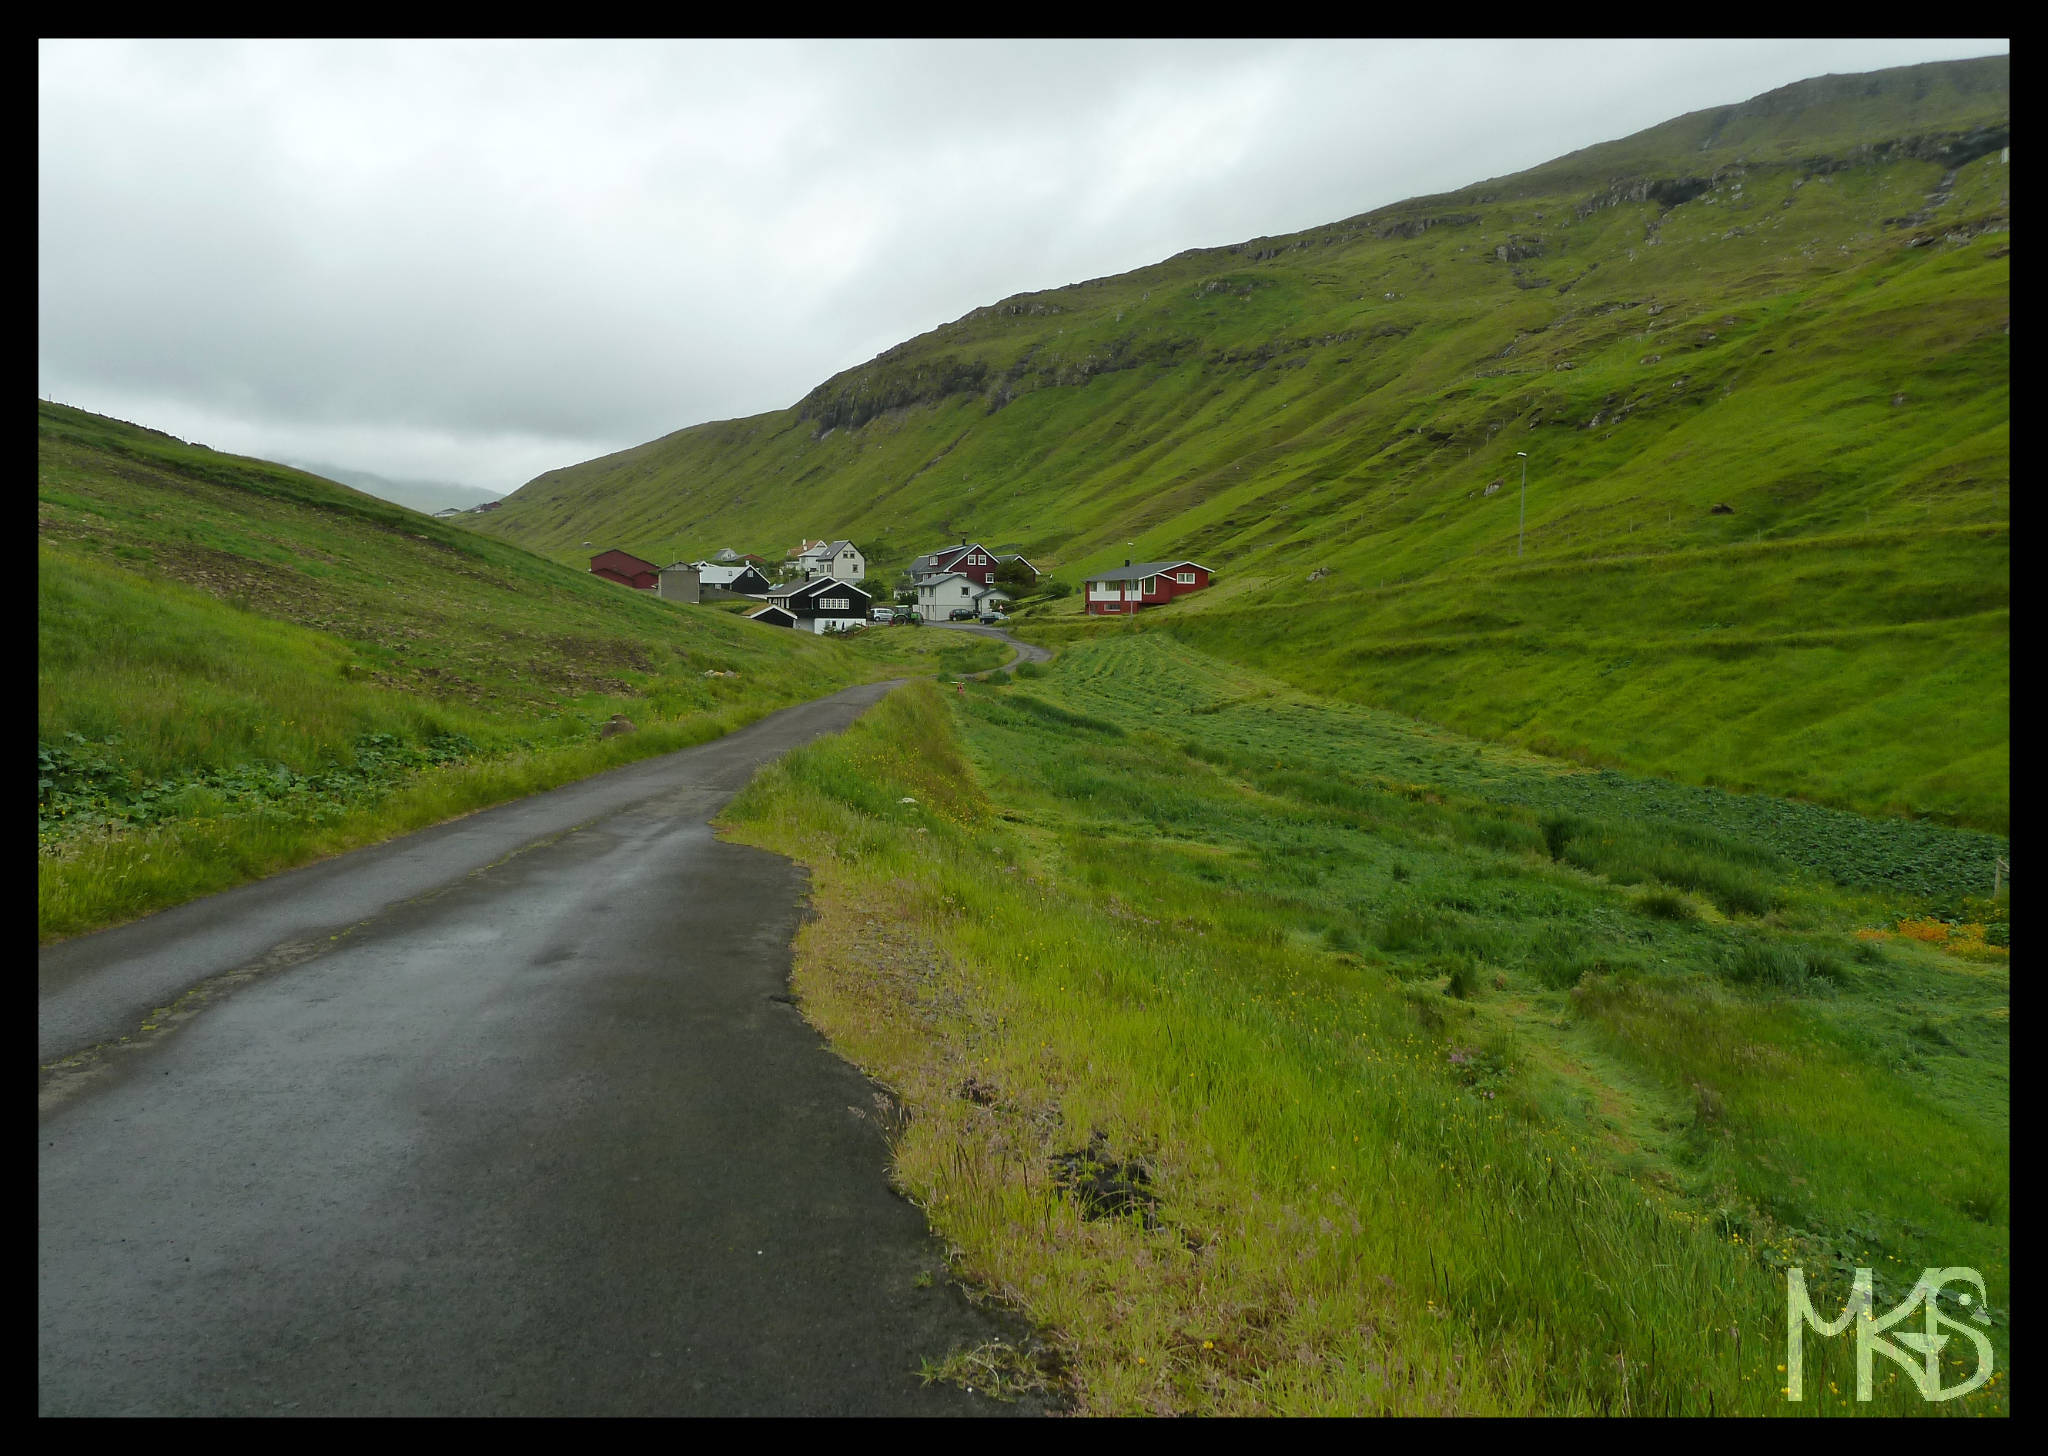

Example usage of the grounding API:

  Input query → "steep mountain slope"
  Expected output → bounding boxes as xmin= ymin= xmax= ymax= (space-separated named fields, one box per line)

xmin=472 ymin=57 xmax=2009 ymax=826
xmin=36 ymin=403 xmax=901 ymax=939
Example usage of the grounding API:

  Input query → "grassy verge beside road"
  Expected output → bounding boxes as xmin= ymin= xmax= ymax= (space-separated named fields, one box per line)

xmin=720 ymin=642 xmax=2007 ymax=1415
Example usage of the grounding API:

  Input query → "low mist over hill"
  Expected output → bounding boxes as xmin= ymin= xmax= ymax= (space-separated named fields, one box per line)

xmin=278 ymin=459 xmax=504 ymax=516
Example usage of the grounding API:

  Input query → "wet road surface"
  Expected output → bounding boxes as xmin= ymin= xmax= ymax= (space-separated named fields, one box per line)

xmin=39 ymin=682 xmax=1046 ymax=1416
xmin=918 ymin=621 xmax=1052 ymax=675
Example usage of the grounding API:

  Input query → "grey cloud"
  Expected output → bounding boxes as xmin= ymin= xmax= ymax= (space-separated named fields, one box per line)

xmin=39 ymin=37 xmax=2006 ymax=492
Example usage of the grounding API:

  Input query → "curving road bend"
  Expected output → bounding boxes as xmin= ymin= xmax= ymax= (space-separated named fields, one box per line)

xmin=39 ymin=681 xmax=1046 ymax=1416
xmin=917 ymin=621 xmax=1052 ymax=676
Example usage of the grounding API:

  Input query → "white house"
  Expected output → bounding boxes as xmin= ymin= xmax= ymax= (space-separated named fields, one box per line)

xmin=795 ymin=539 xmax=865 ymax=583
xmin=917 ymin=571 xmax=1011 ymax=619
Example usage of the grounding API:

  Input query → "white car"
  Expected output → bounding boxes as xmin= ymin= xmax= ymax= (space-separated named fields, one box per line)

xmin=869 ymin=606 xmax=896 ymax=623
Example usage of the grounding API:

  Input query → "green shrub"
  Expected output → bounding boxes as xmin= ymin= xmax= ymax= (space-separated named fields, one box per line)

xmin=1540 ymin=813 xmax=1582 ymax=862
xmin=1718 ymin=937 xmax=1845 ymax=994
xmin=1470 ymin=812 xmax=1543 ymax=856
xmin=1633 ymin=888 xmax=1698 ymax=921
xmin=1374 ymin=903 xmax=1434 ymax=953
xmin=1948 ymin=1172 xmax=2009 ymax=1224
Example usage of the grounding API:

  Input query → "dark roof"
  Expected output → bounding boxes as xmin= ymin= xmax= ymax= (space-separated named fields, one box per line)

xmin=1085 ymin=560 xmax=1208 ymax=584
xmin=773 ymin=576 xmax=873 ymax=603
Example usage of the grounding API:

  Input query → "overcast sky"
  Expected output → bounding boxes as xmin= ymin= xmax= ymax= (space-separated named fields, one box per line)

xmin=39 ymin=37 xmax=2007 ymax=495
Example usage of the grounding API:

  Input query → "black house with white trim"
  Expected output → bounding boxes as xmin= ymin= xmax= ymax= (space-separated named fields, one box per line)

xmin=766 ymin=576 xmax=873 ymax=634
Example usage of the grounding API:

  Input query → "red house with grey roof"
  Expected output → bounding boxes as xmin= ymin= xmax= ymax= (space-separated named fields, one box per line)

xmin=1083 ymin=559 xmax=1212 ymax=614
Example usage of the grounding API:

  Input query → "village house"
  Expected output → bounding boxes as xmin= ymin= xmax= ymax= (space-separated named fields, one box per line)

xmin=792 ymin=539 xmax=866 ymax=583
xmin=691 ymin=562 xmax=774 ymax=596
xmin=589 ymin=548 xmax=659 ymax=590
xmin=745 ymin=603 xmax=799 ymax=628
xmin=766 ymin=576 xmax=873 ymax=633
xmin=656 ymin=563 xmax=701 ymax=604
xmin=1082 ymin=559 xmax=1213 ymax=615
xmin=907 ymin=540 xmax=1023 ymax=588
xmin=917 ymin=572 xmax=1011 ymax=619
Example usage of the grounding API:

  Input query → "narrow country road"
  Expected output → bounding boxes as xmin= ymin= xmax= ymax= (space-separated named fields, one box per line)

xmin=39 ymin=682 xmax=1046 ymax=1416
xmin=918 ymin=621 xmax=1052 ymax=675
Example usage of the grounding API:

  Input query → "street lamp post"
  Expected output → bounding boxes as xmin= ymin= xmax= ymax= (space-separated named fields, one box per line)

xmin=1516 ymin=452 xmax=1529 ymax=558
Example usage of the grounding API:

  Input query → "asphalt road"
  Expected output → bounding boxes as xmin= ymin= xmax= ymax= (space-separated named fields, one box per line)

xmin=39 ymin=682 xmax=1047 ymax=1416
xmin=918 ymin=621 xmax=1053 ymax=675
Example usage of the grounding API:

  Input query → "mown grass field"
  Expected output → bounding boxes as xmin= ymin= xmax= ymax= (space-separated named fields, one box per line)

xmin=720 ymin=637 xmax=2008 ymax=1415
xmin=475 ymin=58 xmax=2007 ymax=832
xmin=37 ymin=402 xmax=1006 ymax=943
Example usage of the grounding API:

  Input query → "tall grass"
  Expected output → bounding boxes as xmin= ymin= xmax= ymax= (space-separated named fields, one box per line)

xmin=721 ymin=666 xmax=2007 ymax=1414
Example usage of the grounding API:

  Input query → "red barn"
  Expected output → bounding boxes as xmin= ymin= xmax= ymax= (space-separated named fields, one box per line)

xmin=590 ymin=548 xmax=659 ymax=590
xmin=1083 ymin=560 xmax=1213 ymax=615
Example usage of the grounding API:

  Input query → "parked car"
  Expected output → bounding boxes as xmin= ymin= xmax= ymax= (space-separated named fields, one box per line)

xmin=869 ymin=606 xmax=896 ymax=623
xmin=948 ymin=608 xmax=977 ymax=621
xmin=978 ymin=609 xmax=1008 ymax=624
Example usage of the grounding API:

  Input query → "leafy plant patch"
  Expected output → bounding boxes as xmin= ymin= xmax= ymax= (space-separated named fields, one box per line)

xmin=39 ymin=728 xmax=479 ymax=845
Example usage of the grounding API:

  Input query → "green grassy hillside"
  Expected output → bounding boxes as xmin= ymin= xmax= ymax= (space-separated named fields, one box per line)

xmin=37 ymin=402 xmax=999 ymax=942
xmin=473 ymin=56 xmax=2008 ymax=827
xmin=719 ymin=644 xmax=2008 ymax=1413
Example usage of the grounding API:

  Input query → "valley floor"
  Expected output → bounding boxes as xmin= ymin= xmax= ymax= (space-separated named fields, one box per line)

xmin=719 ymin=636 xmax=2009 ymax=1415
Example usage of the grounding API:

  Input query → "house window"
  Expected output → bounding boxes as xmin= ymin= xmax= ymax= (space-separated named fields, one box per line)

xmin=823 ymin=597 xmax=847 ymax=610
xmin=1177 ymin=570 xmax=1196 ymax=584
xmin=1141 ymin=577 xmax=1156 ymax=593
